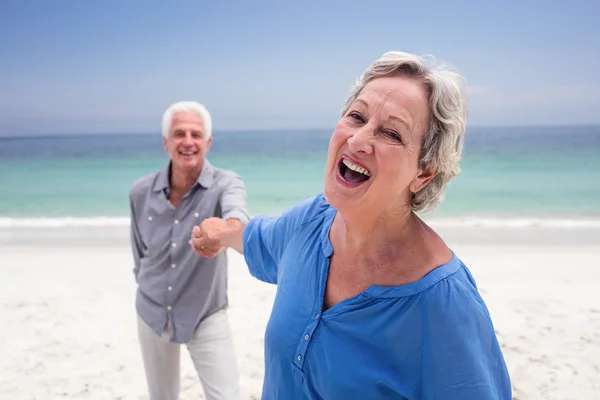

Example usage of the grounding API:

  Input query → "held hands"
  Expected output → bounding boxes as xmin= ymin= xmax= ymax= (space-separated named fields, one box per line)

xmin=189 ymin=217 xmax=231 ymax=258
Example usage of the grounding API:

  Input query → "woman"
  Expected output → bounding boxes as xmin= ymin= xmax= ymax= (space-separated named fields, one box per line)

xmin=191 ymin=51 xmax=512 ymax=399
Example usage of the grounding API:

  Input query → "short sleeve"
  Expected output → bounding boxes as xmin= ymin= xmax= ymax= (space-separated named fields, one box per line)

xmin=243 ymin=195 xmax=324 ymax=285
xmin=421 ymin=278 xmax=512 ymax=399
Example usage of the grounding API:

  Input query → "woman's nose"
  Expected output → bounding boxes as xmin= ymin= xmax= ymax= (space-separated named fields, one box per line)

xmin=347 ymin=125 xmax=374 ymax=155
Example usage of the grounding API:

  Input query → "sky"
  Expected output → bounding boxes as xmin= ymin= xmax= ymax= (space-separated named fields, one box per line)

xmin=1 ymin=0 xmax=599 ymax=135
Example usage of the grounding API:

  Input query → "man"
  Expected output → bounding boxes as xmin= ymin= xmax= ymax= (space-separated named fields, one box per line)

xmin=129 ymin=101 xmax=249 ymax=400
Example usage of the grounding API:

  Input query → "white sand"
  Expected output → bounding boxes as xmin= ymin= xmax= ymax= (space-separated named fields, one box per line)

xmin=1 ymin=243 xmax=599 ymax=399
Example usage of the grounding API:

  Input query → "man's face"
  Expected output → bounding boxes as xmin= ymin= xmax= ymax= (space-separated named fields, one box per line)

xmin=163 ymin=111 xmax=212 ymax=173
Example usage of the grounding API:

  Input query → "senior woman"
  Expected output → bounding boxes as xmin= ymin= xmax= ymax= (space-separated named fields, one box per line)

xmin=190 ymin=51 xmax=511 ymax=399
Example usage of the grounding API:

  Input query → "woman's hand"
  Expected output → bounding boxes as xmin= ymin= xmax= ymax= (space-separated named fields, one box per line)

xmin=189 ymin=217 xmax=229 ymax=258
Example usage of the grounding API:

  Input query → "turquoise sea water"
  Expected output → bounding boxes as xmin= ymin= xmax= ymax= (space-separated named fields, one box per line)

xmin=0 ymin=126 xmax=599 ymax=226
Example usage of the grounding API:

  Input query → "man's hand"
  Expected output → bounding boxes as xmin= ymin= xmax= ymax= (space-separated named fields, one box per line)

xmin=189 ymin=217 xmax=231 ymax=258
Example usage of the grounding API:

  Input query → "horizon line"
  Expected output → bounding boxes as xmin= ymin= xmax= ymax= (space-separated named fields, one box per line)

xmin=1 ymin=123 xmax=600 ymax=139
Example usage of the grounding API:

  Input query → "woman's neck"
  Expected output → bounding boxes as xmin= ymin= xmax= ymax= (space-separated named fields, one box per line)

xmin=333 ymin=206 xmax=417 ymax=257
xmin=330 ymin=205 xmax=451 ymax=283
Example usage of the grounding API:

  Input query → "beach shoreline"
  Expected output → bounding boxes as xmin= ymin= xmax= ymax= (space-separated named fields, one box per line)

xmin=1 ymin=228 xmax=599 ymax=399
xmin=2 ymin=222 xmax=600 ymax=247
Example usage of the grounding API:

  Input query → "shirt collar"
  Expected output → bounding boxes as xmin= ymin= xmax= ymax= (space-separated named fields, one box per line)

xmin=152 ymin=159 xmax=215 ymax=193
xmin=197 ymin=159 xmax=215 ymax=188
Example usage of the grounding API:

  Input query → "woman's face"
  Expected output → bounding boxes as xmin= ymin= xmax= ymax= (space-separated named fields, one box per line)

xmin=324 ymin=75 xmax=435 ymax=218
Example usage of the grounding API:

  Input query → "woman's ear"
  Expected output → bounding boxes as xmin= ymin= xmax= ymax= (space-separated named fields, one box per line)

xmin=410 ymin=167 xmax=437 ymax=193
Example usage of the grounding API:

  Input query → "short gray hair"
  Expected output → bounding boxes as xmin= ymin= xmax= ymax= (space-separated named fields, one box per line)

xmin=162 ymin=101 xmax=213 ymax=138
xmin=341 ymin=51 xmax=468 ymax=212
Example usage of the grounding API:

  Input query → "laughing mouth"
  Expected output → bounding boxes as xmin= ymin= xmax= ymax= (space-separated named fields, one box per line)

xmin=338 ymin=157 xmax=371 ymax=184
xmin=179 ymin=151 xmax=197 ymax=156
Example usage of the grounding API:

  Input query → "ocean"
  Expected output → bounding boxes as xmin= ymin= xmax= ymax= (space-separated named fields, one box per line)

xmin=1 ymin=126 xmax=599 ymax=228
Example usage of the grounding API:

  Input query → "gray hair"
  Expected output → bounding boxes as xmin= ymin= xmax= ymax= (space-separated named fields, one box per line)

xmin=162 ymin=101 xmax=213 ymax=138
xmin=341 ymin=51 xmax=468 ymax=212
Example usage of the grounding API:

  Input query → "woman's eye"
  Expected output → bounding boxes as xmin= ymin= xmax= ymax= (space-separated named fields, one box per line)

xmin=348 ymin=112 xmax=364 ymax=122
xmin=384 ymin=130 xmax=403 ymax=143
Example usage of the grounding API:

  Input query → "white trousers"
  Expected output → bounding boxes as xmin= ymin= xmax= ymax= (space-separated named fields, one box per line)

xmin=137 ymin=310 xmax=240 ymax=400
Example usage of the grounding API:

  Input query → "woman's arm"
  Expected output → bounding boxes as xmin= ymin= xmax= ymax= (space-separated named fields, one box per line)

xmin=190 ymin=217 xmax=246 ymax=256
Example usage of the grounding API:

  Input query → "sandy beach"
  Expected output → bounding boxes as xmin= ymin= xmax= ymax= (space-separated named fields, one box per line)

xmin=1 ymin=226 xmax=599 ymax=399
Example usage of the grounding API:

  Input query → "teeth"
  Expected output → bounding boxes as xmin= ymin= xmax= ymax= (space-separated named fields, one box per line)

xmin=180 ymin=152 xmax=195 ymax=156
xmin=342 ymin=158 xmax=370 ymax=177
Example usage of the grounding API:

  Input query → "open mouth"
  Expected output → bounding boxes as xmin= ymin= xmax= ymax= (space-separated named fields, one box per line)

xmin=338 ymin=157 xmax=371 ymax=185
xmin=179 ymin=151 xmax=197 ymax=157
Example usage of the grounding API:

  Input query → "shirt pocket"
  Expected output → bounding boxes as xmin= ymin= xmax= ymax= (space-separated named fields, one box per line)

xmin=140 ymin=211 xmax=172 ymax=257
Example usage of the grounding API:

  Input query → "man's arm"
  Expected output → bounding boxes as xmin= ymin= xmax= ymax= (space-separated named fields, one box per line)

xmin=129 ymin=196 xmax=145 ymax=281
xmin=190 ymin=174 xmax=250 ymax=257
xmin=220 ymin=174 xmax=250 ymax=225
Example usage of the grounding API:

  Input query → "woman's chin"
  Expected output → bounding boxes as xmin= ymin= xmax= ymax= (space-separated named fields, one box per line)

xmin=324 ymin=182 xmax=357 ymax=210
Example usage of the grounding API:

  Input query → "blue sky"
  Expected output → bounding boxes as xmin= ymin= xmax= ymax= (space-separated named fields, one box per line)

xmin=1 ymin=0 xmax=599 ymax=135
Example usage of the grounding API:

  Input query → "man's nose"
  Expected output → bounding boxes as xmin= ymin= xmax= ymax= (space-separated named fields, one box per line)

xmin=182 ymin=132 xmax=194 ymax=145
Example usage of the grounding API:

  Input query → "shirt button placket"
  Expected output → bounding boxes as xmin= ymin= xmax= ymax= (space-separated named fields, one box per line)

xmin=295 ymin=314 xmax=321 ymax=369
xmin=169 ymin=213 xmax=178 ymax=314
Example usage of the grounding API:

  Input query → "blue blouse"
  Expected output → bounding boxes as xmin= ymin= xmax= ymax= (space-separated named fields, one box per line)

xmin=243 ymin=194 xmax=511 ymax=399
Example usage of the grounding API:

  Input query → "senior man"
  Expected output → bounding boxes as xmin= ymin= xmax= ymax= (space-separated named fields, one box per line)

xmin=129 ymin=101 xmax=249 ymax=400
